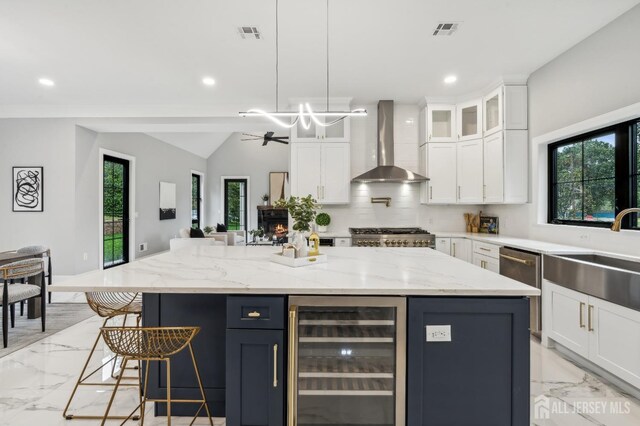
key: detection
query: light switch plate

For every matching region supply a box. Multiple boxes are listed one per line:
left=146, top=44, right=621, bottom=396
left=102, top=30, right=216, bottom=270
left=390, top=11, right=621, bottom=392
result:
left=425, top=325, right=452, bottom=342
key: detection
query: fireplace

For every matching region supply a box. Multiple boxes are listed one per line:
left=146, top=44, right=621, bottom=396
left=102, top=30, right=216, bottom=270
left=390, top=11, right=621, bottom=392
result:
left=257, top=206, right=288, bottom=242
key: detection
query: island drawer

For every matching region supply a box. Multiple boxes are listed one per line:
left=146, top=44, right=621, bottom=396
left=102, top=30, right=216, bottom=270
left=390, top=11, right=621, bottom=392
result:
left=227, top=296, right=285, bottom=329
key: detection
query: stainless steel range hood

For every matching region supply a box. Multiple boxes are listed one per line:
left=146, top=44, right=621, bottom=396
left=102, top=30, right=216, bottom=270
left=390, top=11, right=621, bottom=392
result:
left=352, top=100, right=428, bottom=183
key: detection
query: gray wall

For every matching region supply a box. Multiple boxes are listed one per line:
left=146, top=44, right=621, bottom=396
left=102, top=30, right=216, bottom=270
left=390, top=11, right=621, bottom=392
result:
left=0, top=119, right=78, bottom=274
left=206, top=132, right=289, bottom=232
left=0, top=119, right=206, bottom=275
left=74, top=131, right=207, bottom=273
left=493, top=4, right=640, bottom=254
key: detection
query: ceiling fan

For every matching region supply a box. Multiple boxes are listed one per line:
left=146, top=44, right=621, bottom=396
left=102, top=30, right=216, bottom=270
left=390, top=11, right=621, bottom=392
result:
left=241, top=132, right=289, bottom=146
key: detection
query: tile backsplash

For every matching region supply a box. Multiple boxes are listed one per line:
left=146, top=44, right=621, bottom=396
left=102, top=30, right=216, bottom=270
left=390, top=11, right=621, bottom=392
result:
left=320, top=183, right=482, bottom=233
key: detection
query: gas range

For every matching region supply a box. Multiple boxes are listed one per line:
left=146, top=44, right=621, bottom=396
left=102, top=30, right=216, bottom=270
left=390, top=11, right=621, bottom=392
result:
left=349, top=227, right=435, bottom=248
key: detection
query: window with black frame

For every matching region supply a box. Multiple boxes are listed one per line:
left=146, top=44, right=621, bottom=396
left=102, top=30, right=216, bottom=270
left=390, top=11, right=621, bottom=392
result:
left=548, top=118, right=639, bottom=229
left=191, top=174, right=201, bottom=229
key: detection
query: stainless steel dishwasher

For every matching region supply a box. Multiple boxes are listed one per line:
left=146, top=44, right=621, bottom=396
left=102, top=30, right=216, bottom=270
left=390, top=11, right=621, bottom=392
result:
left=499, top=247, right=541, bottom=337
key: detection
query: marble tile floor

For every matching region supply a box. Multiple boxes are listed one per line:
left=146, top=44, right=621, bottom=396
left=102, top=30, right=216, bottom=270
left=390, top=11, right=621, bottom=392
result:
left=1, top=312, right=639, bottom=425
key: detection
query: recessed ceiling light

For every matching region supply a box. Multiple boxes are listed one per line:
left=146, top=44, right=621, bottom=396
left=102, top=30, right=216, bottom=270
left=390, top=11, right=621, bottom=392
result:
left=38, top=78, right=55, bottom=87
left=444, top=75, right=457, bottom=84
left=202, top=77, right=216, bottom=86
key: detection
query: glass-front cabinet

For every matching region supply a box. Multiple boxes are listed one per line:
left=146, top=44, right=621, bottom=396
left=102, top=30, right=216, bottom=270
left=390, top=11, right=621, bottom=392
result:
left=288, top=297, right=406, bottom=426
left=426, top=104, right=456, bottom=143
left=456, top=99, right=483, bottom=141
left=483, top=87, right=503, bottom=136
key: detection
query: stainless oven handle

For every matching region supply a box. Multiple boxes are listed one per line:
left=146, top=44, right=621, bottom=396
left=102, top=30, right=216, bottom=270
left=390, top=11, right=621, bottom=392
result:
left=499, top=253, right=535, bottom=266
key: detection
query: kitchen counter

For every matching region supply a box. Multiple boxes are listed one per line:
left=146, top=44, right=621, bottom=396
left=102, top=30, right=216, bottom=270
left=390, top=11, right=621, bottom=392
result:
left=50, top=245, right=539, bottom=296
left=433, top=232, right=590, bottom=254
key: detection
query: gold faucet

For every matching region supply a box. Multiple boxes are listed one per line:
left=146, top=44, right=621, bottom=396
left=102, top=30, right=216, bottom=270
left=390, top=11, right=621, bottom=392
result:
left=611, top=208, right=640, bottom=231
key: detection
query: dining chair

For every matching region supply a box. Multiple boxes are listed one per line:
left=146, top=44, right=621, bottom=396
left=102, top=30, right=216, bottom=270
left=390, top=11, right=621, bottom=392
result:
left=0, top=258, right=46, bottom=348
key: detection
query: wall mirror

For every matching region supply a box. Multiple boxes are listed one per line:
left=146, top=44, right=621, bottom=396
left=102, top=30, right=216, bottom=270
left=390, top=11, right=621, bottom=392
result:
left=269, top=172, right=288, bottom=205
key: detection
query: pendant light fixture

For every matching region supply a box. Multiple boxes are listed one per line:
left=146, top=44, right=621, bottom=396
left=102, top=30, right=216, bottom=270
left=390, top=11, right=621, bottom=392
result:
left=239, top=0, right=366, bottom=128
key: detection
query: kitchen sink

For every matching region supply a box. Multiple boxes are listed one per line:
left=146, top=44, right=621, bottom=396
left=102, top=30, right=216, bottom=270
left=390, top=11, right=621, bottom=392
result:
left=543, top=253, right=640, bottom=312
left=559, top=254, right=640, bottom=274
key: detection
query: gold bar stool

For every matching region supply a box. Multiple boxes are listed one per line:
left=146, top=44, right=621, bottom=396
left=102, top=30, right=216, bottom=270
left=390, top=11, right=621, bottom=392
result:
left=100, top=326, right=213, bottom=426
left=63, top=292, right=142, bottom=420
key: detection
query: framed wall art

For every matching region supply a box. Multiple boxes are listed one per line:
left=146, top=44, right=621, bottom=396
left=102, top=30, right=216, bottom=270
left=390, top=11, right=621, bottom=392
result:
left=159, top=181, right=176, bottom=220
left=13, top=166, right=44, bottom=212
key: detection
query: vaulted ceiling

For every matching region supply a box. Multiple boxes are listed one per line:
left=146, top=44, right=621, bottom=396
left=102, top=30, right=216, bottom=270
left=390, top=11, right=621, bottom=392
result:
left=1, top=0, right=638, bottom=118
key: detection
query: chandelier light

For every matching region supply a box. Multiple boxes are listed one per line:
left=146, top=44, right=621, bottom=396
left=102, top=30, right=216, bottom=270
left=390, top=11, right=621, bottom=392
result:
left=239, top=0, right=366, bottom=127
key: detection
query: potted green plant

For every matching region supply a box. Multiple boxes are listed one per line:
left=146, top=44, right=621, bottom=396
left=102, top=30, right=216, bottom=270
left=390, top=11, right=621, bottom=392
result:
left=203, top=226, right=214, bottom=235
left=315, top=212, right=331, bottom=233
left=274, top=195, right=319, bottom=256
left=261, top=194, right=269, bottom=206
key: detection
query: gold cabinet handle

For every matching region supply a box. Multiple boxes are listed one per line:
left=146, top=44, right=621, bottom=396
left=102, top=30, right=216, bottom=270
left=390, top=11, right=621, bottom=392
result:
left=499, top=253, right=534, bottom=266
left=452, top=243, right=456, bottom=258
left=288, top=308, right=297, bottom=426
left=273, top=343, right=278, bottom=388
left=588, top=304, right=594, bottom=332
left=579, top=302, right=585, bottom=328
left=247, top=311, right=261, bottom=318
left=479, top=247, right=491, bottom=252
left=458, top=185, right=461, bottom=199
left=429, top=186, right=433, bottom=200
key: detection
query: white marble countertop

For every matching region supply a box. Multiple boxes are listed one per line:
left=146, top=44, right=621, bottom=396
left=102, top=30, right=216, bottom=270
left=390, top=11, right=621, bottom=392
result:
left=50, top=246, right=539, bottom=296
left=432, top=232, right=590, bottom=254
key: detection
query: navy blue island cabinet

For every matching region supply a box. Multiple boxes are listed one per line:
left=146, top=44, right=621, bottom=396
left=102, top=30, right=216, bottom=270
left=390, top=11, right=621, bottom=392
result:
left=225, top=296, right=285, bottom=426
left=407, top=297, right=530, bottom=426
left=142, top=293, right=228, bottom=417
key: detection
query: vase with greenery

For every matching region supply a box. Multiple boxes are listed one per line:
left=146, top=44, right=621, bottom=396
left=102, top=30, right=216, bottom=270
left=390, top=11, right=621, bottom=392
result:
left=249, top=227, right=265, bottom=242
left=315, top=212, right=331, bottom=233
left=203, top=226, right=214, bottom=235
left=261, top=193, right=269, bottom=206
left=274, top=195, right=319, bottom=256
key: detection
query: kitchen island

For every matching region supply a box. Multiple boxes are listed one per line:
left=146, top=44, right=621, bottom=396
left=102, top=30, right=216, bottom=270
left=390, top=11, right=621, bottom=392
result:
left=52, top=246, right=539, bottom=426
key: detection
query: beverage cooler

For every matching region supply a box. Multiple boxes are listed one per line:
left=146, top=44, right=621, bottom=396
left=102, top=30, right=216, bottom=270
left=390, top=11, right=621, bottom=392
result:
left=288, top=297, right=406, bottom=426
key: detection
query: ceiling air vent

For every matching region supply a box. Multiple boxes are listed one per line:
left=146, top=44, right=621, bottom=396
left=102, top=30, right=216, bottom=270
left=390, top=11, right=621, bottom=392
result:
left=238, top=26, right=261, bottom=40
left=433, top=23, right=459, bottom=36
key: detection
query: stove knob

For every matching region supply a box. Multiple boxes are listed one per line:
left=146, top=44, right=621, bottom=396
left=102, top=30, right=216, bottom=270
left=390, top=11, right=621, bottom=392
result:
left=375, top=241, right=380, bottom=247
left=402, top=240, right=409, bottom=246
left=357, top=241, right=364, bottom=247
left=384, top=239, right=390, bottom=246
left=413, top=241, right=418, bottom=246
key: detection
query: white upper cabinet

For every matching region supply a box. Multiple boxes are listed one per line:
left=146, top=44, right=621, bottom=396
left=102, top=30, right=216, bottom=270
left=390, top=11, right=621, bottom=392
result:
left=504, top=85, right=528, bottom=130
left=290, top=116, right=350, bottom=142
left=456, top=139, right=484, bottom=203
left=421, top=143, right=457, bottom=204
left=425, top=104, right=456, bottom=143
left=483, top=132, right=504, bottom=203
left=290, top=142, right=350, bottom=204
left=456, top=99, right=483, bottom=141
left=321, top=143, right=351, bottom=203
left=290, top=101, right=351, bottom=143
left=483, top=87, right=503, bottom=136
left=483, top=85, right=528, bottom=136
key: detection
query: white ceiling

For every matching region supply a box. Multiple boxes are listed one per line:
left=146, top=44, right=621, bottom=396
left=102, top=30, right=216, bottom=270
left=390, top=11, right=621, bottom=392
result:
left=1, top=0, right=639, bottom=118
left=145, top=132, right=232, bottom=158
